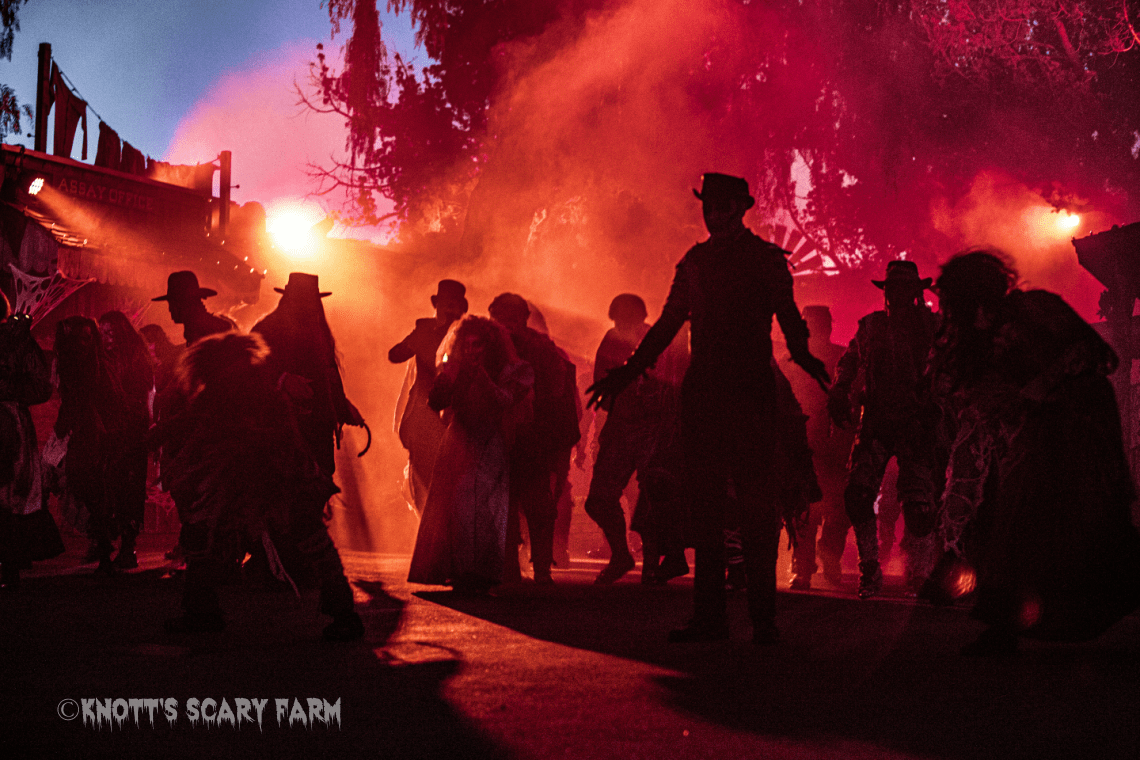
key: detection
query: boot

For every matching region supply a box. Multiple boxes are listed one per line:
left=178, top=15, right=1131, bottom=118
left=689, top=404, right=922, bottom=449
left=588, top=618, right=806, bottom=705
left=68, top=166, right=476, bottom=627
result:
left=594, top=514, right=635, bottom=585
left=853, top=519, right=882, bottom=600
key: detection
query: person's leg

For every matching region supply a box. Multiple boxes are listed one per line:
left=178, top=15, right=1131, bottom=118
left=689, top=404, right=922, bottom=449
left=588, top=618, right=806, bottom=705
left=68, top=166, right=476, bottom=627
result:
left=668, top=464, right=730, bottom=641
left=844, top=436, right=890, bottom=599
left=736, top=476, right=783, bottom=644
left=292, top=500, right=364, bottom=641
left=790, top=503, right=822, bottom=590
left=896, top=440, right=939, bottom=595
left=584, top=425, right=638, bottom=584
left=166, top=522, right=225, bottom=633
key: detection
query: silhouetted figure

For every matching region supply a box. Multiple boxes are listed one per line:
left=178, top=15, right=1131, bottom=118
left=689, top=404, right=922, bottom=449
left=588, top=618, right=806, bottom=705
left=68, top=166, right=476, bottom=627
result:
left=926, top=251, right=1140, bottom=655
left=390, top=280, right=469, bottom=513
left=150, top=271, right=234, bottom=565
left=586, top=294, right=687, bottom=584
left=98, top=311, right=153, bottom=570
left=253, top=273, right=365, bottom=479
left=52, top=316, right=125, bottom=574
left=589, top=173, right=828, bottom=645
left=783, top=306, right=854, bottom=588
left=828, top=260, right=939, bottom=599
left=408, top=316, right=534, bottom=593
left=162, top=332, right=364, bottom=640
left=151, top=270, right=235, bottom=346
left=0, top=294, right=61, bottom=589
left=490, top=294, right=580, bottom=585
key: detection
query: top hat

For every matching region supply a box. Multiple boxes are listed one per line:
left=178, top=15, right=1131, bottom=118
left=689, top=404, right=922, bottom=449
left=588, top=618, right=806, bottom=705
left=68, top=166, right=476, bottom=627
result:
left=692, top=173, right=755, bottom=209
left=274, top=272, right=331, bottom=299
left=152, top=271, right=217, bottom=302
left=433, top=279, right=468, bottom=305
left=872, top=260, right=932, bottom=290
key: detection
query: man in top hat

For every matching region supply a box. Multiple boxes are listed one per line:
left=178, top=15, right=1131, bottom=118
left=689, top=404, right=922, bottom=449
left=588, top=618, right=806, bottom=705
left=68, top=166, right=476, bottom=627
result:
left=152, top=270, right=235, bottom=346
left=489, top=293, right=581, bottom=585
left=827, top=260, right=940, bottom=599
left=588, top=172, right=829, bottom=645
left=389, top=280, right=469, bottom=513
left=254, top=273, right=364, bottom=478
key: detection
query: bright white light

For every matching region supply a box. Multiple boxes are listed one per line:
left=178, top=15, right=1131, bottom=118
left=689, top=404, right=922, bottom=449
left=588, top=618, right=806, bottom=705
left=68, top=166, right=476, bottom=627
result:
left=265, top=198, right=327, bottom=259
left=27, top=177, right=44, bottom=195
left=1056, top=211, right=1080, bottom=231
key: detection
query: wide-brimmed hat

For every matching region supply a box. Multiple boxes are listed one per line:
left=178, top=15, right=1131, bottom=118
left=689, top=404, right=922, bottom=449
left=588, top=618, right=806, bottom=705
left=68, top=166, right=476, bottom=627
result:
left=692, top=173, right=755, bottom=209
left=152, top=271, right=217, bottom=302
left=274, top=272, right=331, bottom=299
left=872, top=260, right=932, bottom=290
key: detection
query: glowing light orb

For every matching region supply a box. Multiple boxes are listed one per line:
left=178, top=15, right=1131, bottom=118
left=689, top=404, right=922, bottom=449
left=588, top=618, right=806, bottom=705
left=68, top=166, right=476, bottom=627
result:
left=265, top=199, right=327, bottom=259
left=1056, top=211, right=1080, bottom=231
left=27, top=177, right=44, bottom=195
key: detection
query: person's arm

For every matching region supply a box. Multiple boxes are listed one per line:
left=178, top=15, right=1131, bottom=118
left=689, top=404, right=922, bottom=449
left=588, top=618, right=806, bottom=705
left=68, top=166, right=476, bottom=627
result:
left=388, top=326, right=420, bottom=364
left=587, top=261, right=689, bottom=408
left=770, top=251, right=829, bottom=389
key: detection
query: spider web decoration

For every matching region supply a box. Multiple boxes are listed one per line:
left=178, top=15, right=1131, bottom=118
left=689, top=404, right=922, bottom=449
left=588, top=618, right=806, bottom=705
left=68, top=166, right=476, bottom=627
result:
left=757, top=224, right=840, bottom=277
left=8, top=264, right=96, bottom=327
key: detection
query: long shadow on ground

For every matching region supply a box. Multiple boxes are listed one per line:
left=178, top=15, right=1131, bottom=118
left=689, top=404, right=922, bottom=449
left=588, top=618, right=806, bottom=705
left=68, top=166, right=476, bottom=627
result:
left=420, top=577, right=1140, bottom=760
left=0, top=570, right=514, bottom=760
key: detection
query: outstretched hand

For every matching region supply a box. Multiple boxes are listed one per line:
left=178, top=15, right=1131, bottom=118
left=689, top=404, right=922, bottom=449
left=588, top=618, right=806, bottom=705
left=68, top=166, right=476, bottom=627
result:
left=586, top=363, right=642, bottom=410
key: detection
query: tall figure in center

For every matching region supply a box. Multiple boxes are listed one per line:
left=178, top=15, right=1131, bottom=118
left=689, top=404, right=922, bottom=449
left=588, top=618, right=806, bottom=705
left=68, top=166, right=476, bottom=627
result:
left=589, top=173, right=828, bottom=644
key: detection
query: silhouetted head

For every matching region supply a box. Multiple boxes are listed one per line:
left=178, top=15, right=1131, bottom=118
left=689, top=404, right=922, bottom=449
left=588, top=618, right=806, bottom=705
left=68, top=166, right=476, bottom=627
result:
left=54, top=316, right=102, bottom=387
left=608, top=294, right=648, bottom=327
left=802, top=305, right=832, bottom=340
left=935, top=250, right=1017, bottom=328
left=152, top=271, right=216, bottom=324
left=97, top=310, right=141, bottom=357
left=488, top=293, right=530, bottom=334
left=439, top=315, right=516, bottom=379
left=140, top=323, right=175, bottom=363
left=431, top=279, right=468, bottom=324
left=873, top=260, right=931, bottom=311
left=273, top=272, right=331, bottom=316
left=177, top=331, right=270, bottom=405
left=694, top=173, right=754, bottom=238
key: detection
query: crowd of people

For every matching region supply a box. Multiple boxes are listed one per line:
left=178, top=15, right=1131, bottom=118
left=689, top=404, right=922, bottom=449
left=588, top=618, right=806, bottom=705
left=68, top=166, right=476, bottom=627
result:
left=3, top=171, right=1140, bottom=656
left=392, top=172, right=1140, bottom=655
left=0, top=270, right=367, bottom=641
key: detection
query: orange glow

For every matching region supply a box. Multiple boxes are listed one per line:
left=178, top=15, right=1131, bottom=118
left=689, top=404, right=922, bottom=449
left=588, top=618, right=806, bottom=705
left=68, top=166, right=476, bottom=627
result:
left=950, top=565, right=977, bottom=598
left=265, top=198, right=327, bottom=259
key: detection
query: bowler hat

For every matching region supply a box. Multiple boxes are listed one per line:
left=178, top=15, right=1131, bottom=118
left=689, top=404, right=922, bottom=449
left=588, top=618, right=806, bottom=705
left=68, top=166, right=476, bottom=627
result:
left=152, top=271, right=217, bottom=302
left=692, top=173, right=755, bottom=209
left=872, top=260, right=932, bottom=290
left=274, top=272, right=331, bottom=299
